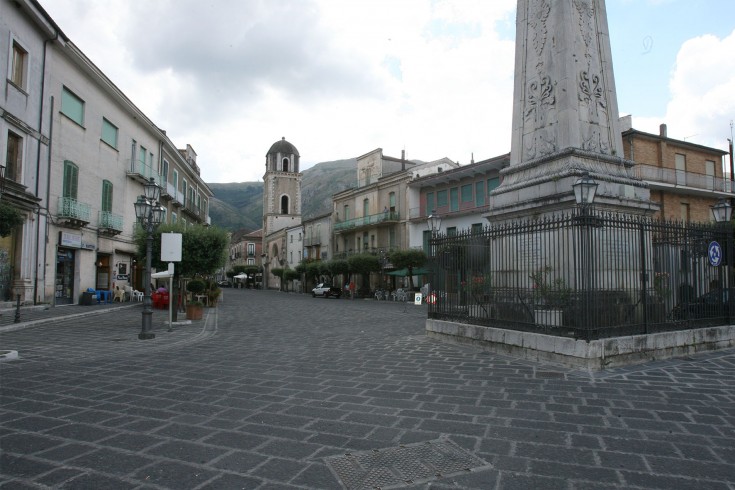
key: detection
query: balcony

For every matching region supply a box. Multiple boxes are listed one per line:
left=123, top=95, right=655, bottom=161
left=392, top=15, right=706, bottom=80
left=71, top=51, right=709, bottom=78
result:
left=634, top=164, right=731, bottom=196
left=182, top=201, right=204, bottom=222
left=304, top=236, right=321, bottom=246
left=98, top=211, right=123, bottom=236
left=160, top=180, right=173, bottom=201
left=334, top=211, right=400, bottom=233
left=57, top=197, right=91, bottom=228
left=126, top=159, right=161, bottom=186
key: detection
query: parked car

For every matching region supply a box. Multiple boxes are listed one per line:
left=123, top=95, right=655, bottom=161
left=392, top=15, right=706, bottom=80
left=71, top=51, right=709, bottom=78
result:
left=671, top=288, right=733, bottom=320
left=312, top=283, right=342, bottom=298
left=217, top=280, right=233, bottom=288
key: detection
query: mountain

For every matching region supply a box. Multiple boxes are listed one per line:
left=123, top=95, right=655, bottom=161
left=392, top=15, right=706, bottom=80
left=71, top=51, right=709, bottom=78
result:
left=207, top=158, right=357, bottom=231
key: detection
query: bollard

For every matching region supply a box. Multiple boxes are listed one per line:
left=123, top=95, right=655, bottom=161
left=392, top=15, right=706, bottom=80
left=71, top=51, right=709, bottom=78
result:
left=14, top=294, right=21, bottom=323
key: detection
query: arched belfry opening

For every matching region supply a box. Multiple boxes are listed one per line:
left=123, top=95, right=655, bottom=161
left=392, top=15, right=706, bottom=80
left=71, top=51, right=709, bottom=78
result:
left=280, top=195, right=289, bottom=214
left=282, top=158, right=289, bottom=172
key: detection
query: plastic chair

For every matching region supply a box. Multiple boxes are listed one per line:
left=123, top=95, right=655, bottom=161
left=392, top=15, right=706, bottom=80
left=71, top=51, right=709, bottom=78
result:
left=113, top=287, right=125, bottom=302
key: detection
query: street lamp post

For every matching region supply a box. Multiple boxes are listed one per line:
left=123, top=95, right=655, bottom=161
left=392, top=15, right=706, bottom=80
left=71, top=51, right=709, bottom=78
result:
left=134, top=178, right=164, bottom=340
left=711, top=198, right=733, bottom=321
left=573, top=172, right=598, bottom=340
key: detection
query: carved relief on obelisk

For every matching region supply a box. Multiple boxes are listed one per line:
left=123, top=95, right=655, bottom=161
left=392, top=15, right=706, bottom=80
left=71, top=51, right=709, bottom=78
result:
left=489, top=0, right=653, bottom=220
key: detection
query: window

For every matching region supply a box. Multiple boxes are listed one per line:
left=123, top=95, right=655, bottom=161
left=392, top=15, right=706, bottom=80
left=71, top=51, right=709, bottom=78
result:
left=101, top=180, right=113, bottom=212
left=290, top=234, right=293, bottom=243
left=182, top=179, right=187, bottom=205
left=423, top=230, right=431, bottom=254
left=63, top=160, right=79, bottom=199
left=173, top=169, right=178, bottom=193
left=282, top=157, right=289, bottom=172
left=475, top=181, right=485, bottom=207
left=61, top=87, right=85, bottom=126
left=461, top=184, right=473, bottom=203
left=426, top=192, right=435, bottom=214
left=161, top=159, right=169, bottom=185
left=247, top=243, right=255, bottom=256
left=389, top=192, right=396, bottom=212
left=290, top=251, right=293, bottom=263
left=362, top=232, right=368, bottom=250
left=681, top=203, right=690, bottom=222
left=280, top=195, right=289, bottom=214
left=675, top=154, right=686, bottom=186
left=101, top=118, right=118, bottom=148
left=705, top=160, right=715, bottom=190
left=471, top=223, right=483, bottom=234
left=447, top=226, right=457, bottom=237
left=487, top=177, right=500, bottom=194
left=436, top=189, right=448, bottom=207
left=5, top=131, right=22, bottom=182
left=389, top=228, right=396, bottom=248
left=247, top=258, right=255, bottom=265
left=344, top=204, right=350, bottom=220
left=450, top=187, right=459, bottom=211
left=10, top=41, right=28, bottom=90
left=171, top=212, right=177, bottom=223
left=363, top=198, right=369, bottom=217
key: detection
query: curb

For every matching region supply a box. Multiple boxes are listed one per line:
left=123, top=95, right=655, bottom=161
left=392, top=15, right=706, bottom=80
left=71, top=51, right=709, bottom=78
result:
left=0, top=304, right=139, bottom=333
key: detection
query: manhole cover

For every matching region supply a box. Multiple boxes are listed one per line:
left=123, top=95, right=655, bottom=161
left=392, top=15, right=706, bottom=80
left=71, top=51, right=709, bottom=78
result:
left=325, top=439, right=490, bottom=489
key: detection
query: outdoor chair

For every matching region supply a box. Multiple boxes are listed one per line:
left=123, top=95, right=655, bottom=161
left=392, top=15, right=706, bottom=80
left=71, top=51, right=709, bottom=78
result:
left=113, top=287, right=125, bottom=302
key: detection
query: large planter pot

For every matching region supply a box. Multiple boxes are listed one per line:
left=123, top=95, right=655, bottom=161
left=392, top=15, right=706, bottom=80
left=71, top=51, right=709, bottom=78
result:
left=186, top=304, right=203, bottom=320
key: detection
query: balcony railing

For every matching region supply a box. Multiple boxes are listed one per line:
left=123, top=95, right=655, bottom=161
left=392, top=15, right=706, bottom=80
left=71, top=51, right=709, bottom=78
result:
left=304, top=236, right=322, bottom=246
left=126, top=159, right=161, bottom=185
left=98, top=211, right=123, bottom=235
left=57, top=197, right=91, bottom=227
left=334, top=211, right=400, bottom=232
left=634, top=164, right=728, bottom=193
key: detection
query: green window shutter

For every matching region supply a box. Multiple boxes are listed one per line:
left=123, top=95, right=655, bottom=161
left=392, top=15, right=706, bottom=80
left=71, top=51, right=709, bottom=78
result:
left=437, top=190, right=447, bottom=207
left=461, top=184, right=473, bottom=203
left=101, top=118, right=118, bottom=148
left=101, top=180, right=113, bottom=212
left=426, top=192, right=435, bottom=214
left=475, top=181, right=485, bottom=206
left=450, top=188, right=459, bottom=211
left=61, top=87, right=84, bottom=125
left=63, top=160, right=79, bottom=199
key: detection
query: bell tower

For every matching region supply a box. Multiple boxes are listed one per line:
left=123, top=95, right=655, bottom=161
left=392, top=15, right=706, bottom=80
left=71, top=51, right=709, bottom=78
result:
left=262, top=137, right=302, bottom=237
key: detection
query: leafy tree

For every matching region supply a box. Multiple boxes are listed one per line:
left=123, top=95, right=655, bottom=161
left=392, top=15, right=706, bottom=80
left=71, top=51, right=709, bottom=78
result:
left=389, top=249, right=427, bottom=290
left=328, top=259, right=349, bottom=279
left=0, top=202, right=24, bottom=238
left=135, top=224, right=228, bottom=318
left=347, top=253, right=381, bottom=291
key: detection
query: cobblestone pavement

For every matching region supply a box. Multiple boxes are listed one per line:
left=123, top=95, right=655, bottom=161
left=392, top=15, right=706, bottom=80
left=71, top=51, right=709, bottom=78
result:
left=1, top=288, right=734, bottom=489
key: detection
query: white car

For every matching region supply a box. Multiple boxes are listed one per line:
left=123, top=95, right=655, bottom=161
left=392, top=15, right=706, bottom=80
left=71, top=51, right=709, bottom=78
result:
left=311, top=283, right=342, bottom=298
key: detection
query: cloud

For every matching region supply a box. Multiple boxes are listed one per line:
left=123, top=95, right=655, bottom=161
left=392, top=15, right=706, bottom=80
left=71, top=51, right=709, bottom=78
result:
left=665, top=29, right=735, bottom=149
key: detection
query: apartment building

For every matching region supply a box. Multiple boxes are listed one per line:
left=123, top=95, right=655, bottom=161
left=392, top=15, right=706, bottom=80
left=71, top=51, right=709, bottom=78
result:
left=0, top=0, right=51, bottom=303
left=1, top=0, right=211, bottom=305
left=621, top=116, right=729, bottom=222
left=332, top=148, right=458, bottom=259
left=407, top=153, right=509, bottom=251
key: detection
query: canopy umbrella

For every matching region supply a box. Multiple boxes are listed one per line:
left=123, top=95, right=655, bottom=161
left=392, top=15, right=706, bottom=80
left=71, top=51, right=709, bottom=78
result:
left=386, top=267, right=431, bottom=277
left=233, top=273, right=248, bottom=280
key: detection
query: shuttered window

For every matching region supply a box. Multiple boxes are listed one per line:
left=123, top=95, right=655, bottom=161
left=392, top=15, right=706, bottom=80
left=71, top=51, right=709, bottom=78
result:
left=101, top=180, right=113, bottom=212
left=63, top=161, right=79, bottom=198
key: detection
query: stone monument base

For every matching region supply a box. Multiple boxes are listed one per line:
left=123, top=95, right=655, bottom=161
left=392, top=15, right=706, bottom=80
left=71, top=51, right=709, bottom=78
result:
left=426, top=319, right=735, bottom=370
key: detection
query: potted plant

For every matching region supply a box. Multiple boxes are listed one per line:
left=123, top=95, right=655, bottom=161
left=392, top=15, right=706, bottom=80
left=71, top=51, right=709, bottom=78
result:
left=530, top=266, right=571, bottom=327
left=186, top=279, right=206, bottom=319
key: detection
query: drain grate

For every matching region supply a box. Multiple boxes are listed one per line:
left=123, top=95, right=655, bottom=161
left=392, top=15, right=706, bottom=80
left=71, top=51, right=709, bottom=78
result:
left=325, top=439, right=490, bottom=489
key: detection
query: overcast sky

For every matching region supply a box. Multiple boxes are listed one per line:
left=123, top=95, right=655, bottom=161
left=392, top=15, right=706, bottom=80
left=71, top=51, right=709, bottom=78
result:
left=42, top=0, right=735, bottom=183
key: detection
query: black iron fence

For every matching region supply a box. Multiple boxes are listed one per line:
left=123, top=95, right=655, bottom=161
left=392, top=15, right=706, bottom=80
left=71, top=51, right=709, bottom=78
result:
left=427, top=209, right=733, bottom=340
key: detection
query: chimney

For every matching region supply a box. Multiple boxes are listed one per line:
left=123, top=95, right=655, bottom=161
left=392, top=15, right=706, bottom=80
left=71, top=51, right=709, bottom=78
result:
left=659, top=124, right=667, bottom=138
left=401, top=149, right=405, bottom=171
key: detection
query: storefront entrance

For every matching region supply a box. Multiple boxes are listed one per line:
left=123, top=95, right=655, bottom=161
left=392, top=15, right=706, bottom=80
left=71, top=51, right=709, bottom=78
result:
left=55, top=248, right=75, bottom=305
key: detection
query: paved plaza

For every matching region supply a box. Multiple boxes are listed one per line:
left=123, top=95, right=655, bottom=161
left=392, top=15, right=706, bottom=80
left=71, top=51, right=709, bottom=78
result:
left=1, top=288, right=734, bottom=489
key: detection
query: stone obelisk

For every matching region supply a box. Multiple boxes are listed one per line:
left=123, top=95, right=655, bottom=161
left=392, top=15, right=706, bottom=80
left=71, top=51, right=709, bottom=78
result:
left=488, top=0, right=655, bottom=220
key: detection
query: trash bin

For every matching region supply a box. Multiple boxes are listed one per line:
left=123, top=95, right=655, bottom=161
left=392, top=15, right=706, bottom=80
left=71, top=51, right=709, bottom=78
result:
left=80, top=291, right=94, bottom=306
